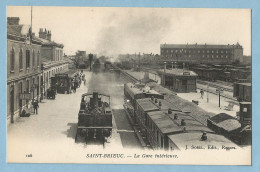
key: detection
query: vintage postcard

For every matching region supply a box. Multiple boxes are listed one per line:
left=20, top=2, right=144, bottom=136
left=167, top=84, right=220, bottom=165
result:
left=6, top=6, right=251, bottom=165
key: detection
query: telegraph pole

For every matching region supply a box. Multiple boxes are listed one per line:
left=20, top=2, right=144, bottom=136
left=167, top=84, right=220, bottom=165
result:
left=216, top=88, right=224, bottom=108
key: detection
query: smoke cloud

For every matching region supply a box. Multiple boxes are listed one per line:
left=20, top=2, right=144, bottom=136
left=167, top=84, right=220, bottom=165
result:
left=95, top=8, right=173, bottom=60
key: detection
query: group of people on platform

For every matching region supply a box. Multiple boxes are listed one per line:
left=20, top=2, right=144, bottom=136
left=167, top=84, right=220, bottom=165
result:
left=20, top=99, right=39, bottom=117
left=20, top=70, right=87, bottom=117
left=72, top=70, right=86, bottom=93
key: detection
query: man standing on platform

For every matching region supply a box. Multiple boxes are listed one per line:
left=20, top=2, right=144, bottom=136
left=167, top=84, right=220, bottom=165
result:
left=33, top=100, right=39, bottom=114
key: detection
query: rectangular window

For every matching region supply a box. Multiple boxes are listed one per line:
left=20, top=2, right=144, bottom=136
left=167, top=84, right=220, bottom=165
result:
left=19, top=49, right=23, bottom=70
left=26, top=50, right=30, bottom=68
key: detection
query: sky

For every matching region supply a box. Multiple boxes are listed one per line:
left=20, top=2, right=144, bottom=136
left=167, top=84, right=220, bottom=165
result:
left=7, top=6, right=251, bottom=57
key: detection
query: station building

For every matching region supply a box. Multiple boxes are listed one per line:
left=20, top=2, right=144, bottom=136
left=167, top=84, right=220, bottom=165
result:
left=160, top=43, right=243, bottom=64
left=158, top=69, right=198, bottom=93
left=38, top=28, right=69, bottom=95
left=7, top=17, right=42, bottom=124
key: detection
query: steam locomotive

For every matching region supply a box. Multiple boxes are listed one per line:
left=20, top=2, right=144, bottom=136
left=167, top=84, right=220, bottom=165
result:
left=75, top=91, right=113, bottom=146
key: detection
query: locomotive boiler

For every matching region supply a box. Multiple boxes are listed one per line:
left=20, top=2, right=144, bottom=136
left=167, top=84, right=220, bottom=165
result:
left=75, top=91, right=113, bottom=146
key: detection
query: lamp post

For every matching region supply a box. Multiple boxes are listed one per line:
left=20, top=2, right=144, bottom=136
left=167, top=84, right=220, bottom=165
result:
left=30, top=84, right=35, bottom=101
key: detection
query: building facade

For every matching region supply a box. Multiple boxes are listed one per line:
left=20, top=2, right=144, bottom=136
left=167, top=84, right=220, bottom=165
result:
left=159, top=69, right=198, bottom=93
left=38, top=28, right=69, bottom=95
left=160, top=43, right=243, bottom=64
left=7, top=17, right=42, bottom=124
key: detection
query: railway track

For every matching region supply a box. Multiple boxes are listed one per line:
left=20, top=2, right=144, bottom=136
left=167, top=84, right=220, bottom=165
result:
left=197, top=80, right=233, bottom=92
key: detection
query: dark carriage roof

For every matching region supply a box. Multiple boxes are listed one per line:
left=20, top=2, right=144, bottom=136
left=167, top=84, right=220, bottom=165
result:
left=136, top=98, right=181, bottom=112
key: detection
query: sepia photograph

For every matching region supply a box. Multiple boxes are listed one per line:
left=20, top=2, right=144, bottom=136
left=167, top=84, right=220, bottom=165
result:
left=6, top=6, right=251, bottom=165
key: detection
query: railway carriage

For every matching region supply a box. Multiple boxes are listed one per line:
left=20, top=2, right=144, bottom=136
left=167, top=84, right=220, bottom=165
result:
left=124, top=82, right=164, bottom=120
left=124, top=82, right=238, bottom=150
left=50, top=70, right=76, bottom=94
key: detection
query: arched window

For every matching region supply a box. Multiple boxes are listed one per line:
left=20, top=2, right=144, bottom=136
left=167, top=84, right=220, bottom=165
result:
left=26, top=50, right=30, bottom=68
left=32, top=50, right=35, bottom=68
left=10, top=48, right=15, bottom=71
left=19, top=48, right=23, bottom=70
left=37, top=50, right=40, bottom=66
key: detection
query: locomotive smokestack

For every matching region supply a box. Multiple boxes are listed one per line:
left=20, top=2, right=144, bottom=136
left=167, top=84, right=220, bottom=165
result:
left=92, top=91, right=98, bottom=108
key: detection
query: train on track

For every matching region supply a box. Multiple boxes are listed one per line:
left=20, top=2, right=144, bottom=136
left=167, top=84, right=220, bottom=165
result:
left=124, top=82, right=238, bottom=150
left=92, top=59, right=106, bottom=73
left=75, top=91, right=113, bottom=146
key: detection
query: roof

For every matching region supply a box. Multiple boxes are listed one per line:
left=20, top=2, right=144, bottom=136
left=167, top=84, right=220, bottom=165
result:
left=236, top=82, right=251, bottom=87
left=136, top=98, right=160, bottom=112
left=168, top=132, right=237, bottom=150
left=7, top=24, right=30, bottom=37
left=160, top=43, right=242, bottom=49
left=209, top=113, right=235, bottom=123
left=125, top=83, right=144, bottom=98
left=125, top=82, right=163, bottom=99
left=147, top=110, right=212, bottom=134
left=136, top=97, right=181, bottom=113
left=158, top=69, right=198, bottom=76
left=148, top=111, right=182, bottom=134
left=208, top=113, right=241, bottom=132
left=38, top=37, right=63, bottom=48
left=7, top=25, right=42, bottom=45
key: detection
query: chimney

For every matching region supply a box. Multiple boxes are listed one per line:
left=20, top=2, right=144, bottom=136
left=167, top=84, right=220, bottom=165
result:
left=7, top=17, right=20, bottom=25
left=47, top=30, right=51, bottom=41
left=201, top=132, right=207, bottom=141
left=39, top=28, right=47, bottom=39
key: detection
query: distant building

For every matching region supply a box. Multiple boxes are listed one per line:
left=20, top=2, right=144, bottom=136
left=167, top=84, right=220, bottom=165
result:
left=241, top=55, right=251, bottom=65
left=158, top=68, right=198, bottom=93
left=160, top=43, right=243, bottom=64
left=7, top=17, right=42, bottom=124
left=38, top=28, right=69, bottom=95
